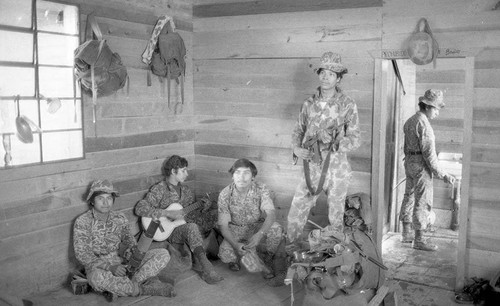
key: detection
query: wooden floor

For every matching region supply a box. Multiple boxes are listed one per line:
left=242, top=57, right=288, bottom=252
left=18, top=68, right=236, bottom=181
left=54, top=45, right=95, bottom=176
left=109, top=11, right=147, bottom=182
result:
left=26, top=229, right=465, bottom=306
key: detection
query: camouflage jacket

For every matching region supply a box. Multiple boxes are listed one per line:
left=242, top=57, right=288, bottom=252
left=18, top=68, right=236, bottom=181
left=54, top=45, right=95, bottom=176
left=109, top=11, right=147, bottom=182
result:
left=218, top=181, right=275, bottom=226
left=135, top=180, right=195, bottom=220
left=292, top=87, right=361, bottom=154
left=403, top=111, right=446, bottom=179
left=73, top=209, right=136, bottom=271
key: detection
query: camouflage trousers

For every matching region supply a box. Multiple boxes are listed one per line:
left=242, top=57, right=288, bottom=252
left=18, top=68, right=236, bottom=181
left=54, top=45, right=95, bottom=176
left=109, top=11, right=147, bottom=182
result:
left=168, top=222, right=204, bottom=252
left=87, top=249, right=170, bottom=296
left=287, top=152, right=352, bottom=243
left=399, top=158, right=433, bottom=230
left=219, top=221, right=284, bottom=263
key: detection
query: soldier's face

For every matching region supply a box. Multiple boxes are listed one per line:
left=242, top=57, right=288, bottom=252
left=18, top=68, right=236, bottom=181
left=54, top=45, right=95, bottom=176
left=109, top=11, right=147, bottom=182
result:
left=93, top=193, right=114, bottom=214
left=318, top=69, right=340, bottom=91
left=233, top=167, right=253, bottom=190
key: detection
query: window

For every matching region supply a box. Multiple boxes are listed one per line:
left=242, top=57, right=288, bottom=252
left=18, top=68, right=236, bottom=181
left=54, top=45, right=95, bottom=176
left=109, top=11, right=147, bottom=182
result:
left=0, top=0, right=83, bottom=168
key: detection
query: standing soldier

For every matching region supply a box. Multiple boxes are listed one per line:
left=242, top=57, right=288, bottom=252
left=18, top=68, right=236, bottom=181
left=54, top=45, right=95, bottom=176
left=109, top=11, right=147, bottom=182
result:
left=287, top=52, right=361, bottom=243
left=399, top=89, right=455, bottom=251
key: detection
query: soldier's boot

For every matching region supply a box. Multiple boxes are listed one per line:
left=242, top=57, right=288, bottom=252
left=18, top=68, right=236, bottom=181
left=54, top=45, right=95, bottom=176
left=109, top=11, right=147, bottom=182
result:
left=267, top=238, right=287, bottom=287
left=401, top=222, right=414, bottom=243
left=140, top=277, right=176, bottom=297
left=413, top=229, right=438, bottom=251
left=261, top=252, right=275, bottom=279
left=194, top=246, right=224, bottom=284
left=266, top=255, right=287, bottom=287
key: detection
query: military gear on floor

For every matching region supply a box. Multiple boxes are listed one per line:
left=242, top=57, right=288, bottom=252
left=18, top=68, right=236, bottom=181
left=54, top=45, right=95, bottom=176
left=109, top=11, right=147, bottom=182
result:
left=413, top=230, right=438, bottom=251
left=140, top=277, right=176, bottom=297
left=401, top=222, right=414, bottom=243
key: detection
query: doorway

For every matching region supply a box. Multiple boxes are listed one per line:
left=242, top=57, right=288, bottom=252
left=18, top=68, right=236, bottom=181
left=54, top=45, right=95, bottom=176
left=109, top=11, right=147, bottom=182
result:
left=379, top=58, right=466, bottom=290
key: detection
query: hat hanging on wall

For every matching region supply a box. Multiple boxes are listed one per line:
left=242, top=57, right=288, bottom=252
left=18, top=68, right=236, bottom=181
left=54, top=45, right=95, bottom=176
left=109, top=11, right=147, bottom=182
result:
left=406, top=18, right=439, bottom=66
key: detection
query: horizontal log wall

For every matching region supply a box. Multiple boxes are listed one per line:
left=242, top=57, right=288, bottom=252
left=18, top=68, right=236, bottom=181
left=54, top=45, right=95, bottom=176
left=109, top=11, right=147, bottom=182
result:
left=193, top=3, right=382, bottom=225
left=0, top=0, right=193, bottom=297
left=381, top=0, right=500, bottom=285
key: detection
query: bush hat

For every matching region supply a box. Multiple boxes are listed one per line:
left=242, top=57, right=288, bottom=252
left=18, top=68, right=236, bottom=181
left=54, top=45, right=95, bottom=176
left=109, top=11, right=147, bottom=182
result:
left=86, top=179, right=119, bottom=201
left=315, top=52, right=348, bottom=75
left=419, top=89, right=444, bottom=109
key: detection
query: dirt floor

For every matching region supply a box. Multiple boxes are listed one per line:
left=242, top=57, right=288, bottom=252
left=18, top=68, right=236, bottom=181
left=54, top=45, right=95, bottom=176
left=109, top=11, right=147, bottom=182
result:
left=26, top=229, right=466, bottom=306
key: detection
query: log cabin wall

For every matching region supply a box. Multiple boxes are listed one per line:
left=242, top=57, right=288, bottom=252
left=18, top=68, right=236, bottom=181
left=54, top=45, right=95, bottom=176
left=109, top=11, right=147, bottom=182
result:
left=192, top=0, right=381, bottom=225
left=0, top=0, right=194, bottom=297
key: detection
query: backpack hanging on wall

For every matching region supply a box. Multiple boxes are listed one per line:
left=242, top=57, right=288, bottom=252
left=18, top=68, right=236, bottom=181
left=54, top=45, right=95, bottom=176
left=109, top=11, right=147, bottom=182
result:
left=74, top=13, right=128, bottom=128
left=142, top=15, right=186, bottom=111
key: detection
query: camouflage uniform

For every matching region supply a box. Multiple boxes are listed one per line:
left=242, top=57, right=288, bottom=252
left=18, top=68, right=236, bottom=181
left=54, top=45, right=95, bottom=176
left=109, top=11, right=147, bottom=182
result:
left=218, top=182, right=284, bottom=263
left=399, top=111, right=447, bottom=230
left=287, top=88, right=361, bottom=242
left=135, top=181, right=217, bottom=251
left=73, top=209, right=170, bottom=296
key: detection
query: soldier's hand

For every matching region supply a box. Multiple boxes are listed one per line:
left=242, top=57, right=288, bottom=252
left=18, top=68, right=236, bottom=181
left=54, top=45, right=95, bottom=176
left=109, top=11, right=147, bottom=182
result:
left=109, top=264, right=127, bottom=277
left=444, top=174, right=456, bottom=185
left=293, top=146, right=313, bottom=160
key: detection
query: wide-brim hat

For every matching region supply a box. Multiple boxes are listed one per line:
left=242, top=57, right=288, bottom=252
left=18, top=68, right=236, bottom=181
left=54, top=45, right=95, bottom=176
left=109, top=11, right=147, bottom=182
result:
left=86, top=179, right=120, bottom=201
left=314, top=52, right=348, bottom=75
left=419, top=89, right=445, bottom=109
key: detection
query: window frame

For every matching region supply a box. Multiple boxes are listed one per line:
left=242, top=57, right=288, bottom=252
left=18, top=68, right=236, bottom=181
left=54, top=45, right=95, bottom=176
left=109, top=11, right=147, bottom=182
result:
left=0, top=0, right=85, bottom=169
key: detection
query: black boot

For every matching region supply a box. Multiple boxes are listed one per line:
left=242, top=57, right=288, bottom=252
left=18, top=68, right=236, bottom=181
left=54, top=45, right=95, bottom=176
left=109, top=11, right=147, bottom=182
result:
left=266, top=255, right=287, bottom=287
left=193, top=246, right=224, bottom=284
left=413, top=229, right=438, bottom=251
left=401, top=222, right=414, bottom=243
left=267, top=238, right=288, bottom=287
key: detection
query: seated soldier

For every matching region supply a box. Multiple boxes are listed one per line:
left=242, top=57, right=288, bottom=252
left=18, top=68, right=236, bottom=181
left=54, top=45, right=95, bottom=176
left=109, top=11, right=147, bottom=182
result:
left=218, top=158, right=287, bottom=287
left=73, top=180, right=174, bottom=299
left=135, top=155, right=223, bottom=284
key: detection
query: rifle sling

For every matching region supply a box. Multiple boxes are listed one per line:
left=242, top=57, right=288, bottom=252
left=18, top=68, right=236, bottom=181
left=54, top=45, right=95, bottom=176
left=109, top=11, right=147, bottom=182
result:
left=303, top=149, right=332, bottom=196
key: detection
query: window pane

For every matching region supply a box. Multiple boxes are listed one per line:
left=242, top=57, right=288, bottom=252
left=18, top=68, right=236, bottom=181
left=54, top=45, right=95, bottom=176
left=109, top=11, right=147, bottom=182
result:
left=38, top=33, right=79, bottom=66
left=0, top=99, right=17, bottom=134
left=0, top=67, right=35, bottom=96
left=39, top=67, right=75, bottom=97
left=0, top=30, right=33, bottom=62
left=42, top=130, right=83, bottom=162
left=0, top=0, right=32, bottom=28
left=37, top=1, right=79, bottom=35
left=40, top=98, right=81, bottom=130
left=10, top=135, right=41, bottom=165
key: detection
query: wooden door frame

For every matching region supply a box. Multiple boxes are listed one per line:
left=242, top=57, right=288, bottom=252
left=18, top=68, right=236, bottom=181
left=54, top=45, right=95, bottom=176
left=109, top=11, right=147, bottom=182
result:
left=371, top=56, right=475, bottom=291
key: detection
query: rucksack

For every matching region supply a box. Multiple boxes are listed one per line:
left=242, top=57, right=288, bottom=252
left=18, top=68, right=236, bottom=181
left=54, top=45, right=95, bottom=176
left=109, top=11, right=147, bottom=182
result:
left=74, top=14, right=128, bottom=127
left=142, top=16, right=186, bottom=110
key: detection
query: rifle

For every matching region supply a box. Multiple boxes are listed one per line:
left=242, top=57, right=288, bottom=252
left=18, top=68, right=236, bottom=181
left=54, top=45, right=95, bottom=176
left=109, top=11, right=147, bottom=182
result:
left=126, top=219, right=161, bottom=278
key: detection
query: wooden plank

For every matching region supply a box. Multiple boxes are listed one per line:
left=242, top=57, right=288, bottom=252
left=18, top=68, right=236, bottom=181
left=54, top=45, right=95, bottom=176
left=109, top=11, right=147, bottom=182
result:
left=416, top=70, right=466, bottom=84
left=474, top=88, right=500, bottom=108
left=465, top=248, right=500, bottom=281
left=456, top=57, right=474, bottom=291
left=383, top=30, right=500, bottom=53
left=195, top=23, right=381, bottom=47
left=382, top=10, right=500, bottom=35
left=194, top=58, right=375, bottom=76
left=194, top=101, right=373, bottom=123
left=76, top=2, right=193, bottom=31
left=382, top=0, right=496, bottom=17
left=475, top=68, right=500, bottom=88
left=194, top=7, right=381, bottom=32
left=472, top=126, right=500, bottom=145
left=194, top=40, right=381, bottom=60
left=85, top=129, right=194, bottom=152
left=471, top=144, right=500, bottom=164
left=193, top=0, right=382, bottom=18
